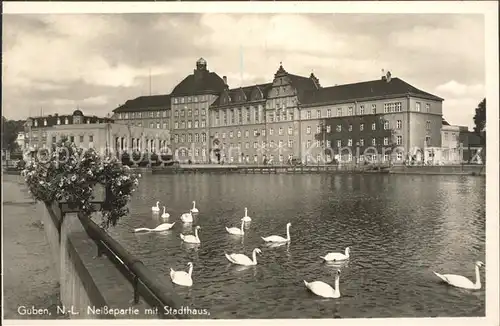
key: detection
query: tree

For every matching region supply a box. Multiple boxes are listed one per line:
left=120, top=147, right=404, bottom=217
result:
left=1, top=116, right=24, bottom=152
left=473, top=98, right=486, bottom=143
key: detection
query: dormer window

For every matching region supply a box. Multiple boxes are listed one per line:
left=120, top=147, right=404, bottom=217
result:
left=57, top=118, right=61, bottom=125
left=64, top=118, right=69, bottom=124
left=34, top=120, right=38, bottom=127
left=43, top=119, right=47, bottom=126
left=86, top=119, right=90, bottom=124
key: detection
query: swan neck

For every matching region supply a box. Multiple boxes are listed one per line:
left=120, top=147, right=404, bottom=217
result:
left=188, top=265, right=193, bottom=277
left=286, top=225, right=291, bottom=241
left=252, top=250, right=258, bottom=264
left=474, top=265, right=481, bottom=287
left=241, top=220, right=245, bottom=231
left=194, top=228, right=199, bottom=239
left=334, top=276, right=340, bottom=296
left=345, top=249, right=350, bottom=257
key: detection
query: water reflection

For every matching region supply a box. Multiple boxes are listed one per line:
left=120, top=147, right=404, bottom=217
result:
left=112, top=173, right=485, bottom=318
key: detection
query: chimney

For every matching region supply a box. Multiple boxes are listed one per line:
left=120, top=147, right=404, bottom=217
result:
left=223, top=76, right=228, bottom=85
left=386, top=71, right=392, bottom=83
left=381, top=75, right=387, bottom=81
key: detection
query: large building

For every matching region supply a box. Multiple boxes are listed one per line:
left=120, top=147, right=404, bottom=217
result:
left=112, top=58, right=445, bottom=164
left=24, top=110, right=170, bottom=156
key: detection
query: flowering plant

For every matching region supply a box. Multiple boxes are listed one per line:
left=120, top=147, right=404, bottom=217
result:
left=22, top=139, right=140, bottom=229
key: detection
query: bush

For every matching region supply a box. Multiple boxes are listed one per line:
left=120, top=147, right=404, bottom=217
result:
left=22, top=140, right=141, bottom=229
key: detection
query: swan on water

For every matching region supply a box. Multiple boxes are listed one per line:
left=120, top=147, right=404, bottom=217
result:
left=261, top=222, right=291, bottom=243
left=226, top=220, right=245, bottom=236
left=134, top=222, right=176, bottom=233
left=180, top=226, right=201, bottom=244
left=225, top=248, right=262, bottom=266
left=181, top=212, right=193, bottom=223
left=304, top=269, right=342, bottom=298
left=190, top=201, right=199, bottom=213
left=320, top=247, right=351, bottom=262
left=433, top=261, right=485, bottom=290
left=170, top=262, right=194, bottom=287
left=161, top=206, right=170, bottom=219
left=152, top=201, right=160, bottom=213
left=241, top=207, right=251, bottom=222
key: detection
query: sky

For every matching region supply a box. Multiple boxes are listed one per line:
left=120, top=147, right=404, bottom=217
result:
left=2, top=12, right=486, bottom=129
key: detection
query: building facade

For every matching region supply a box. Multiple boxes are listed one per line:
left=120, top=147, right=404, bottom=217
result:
left=112, top=58, right=445, bottom=164
left=25, top=110, right=170, bottom=156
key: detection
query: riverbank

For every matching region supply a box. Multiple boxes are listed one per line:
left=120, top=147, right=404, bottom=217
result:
left=2, top=174, right=68, bottom=319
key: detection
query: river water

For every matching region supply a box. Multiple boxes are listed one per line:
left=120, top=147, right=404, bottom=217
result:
left=107, top=173, right=486, bottom=318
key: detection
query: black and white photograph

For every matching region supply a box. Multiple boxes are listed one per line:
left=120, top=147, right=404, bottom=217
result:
left=1, top=1, right=498, bottom=324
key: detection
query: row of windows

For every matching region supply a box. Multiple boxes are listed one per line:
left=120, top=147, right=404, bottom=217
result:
left=118, top=111, right=169, bottom=119
left=305, top=136, right=403, bottom=148
left=173, top=95, right=208, bottom=105
left=174, top=120, right=207, bottom=129
left=50, top=135, right=94, bottom=143
left=173, top=133, right=208, bottom=143
left=33, top=117, right=98, bottom=127
left=173, top=108, right=207, bottom=118
left=201, top=152, right=405, bottom=163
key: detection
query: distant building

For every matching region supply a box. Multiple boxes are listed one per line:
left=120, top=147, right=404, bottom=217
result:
left=112, top=58, right=445, bottom=164
left=24, top=110, right=170, bottom=156
left=439, top=118, right=469, bottom=164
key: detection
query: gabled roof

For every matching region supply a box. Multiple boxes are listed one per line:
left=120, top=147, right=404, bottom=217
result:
left=210, top=83, right=273, bottom=108
left=287, top=73, right=320, bottom=103
left=170, top=71, right=227, bottom=97
left=113, top=95, right=171, bottom=113
left=442, top=118, right=450, bottom=126
left=301, top=77, right=443, bottom=106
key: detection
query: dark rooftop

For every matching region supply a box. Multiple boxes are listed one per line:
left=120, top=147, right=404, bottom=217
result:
left=113, top=95, right=171, bottom=113
left=442, top=118, right=450, bottom=126
left=210, top=83, right=273, bottom=107
left=170, top=71, right=227, bottom=97
left=301, top=77, right=443, bottom=105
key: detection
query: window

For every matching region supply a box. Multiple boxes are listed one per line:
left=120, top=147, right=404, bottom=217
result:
left=163, top=122, right=167, bottom=129
left=195, top=133, right=200, bottom=142
left=306, top=126, right=311, bottom=134
left=156, top=111, right=161, bottom=117
left=254, top=142, right=258, bottom=149
left=150, top=112, right=155, bottom=118
left=415, top=102, right=421, bottom=112
left=337, top=108, right=342, bottom=116
left=52, top=136, right=56, bottom=144
left=347, top=153, right=352, bottom=162
left=316, top=140, right=320, bottom=147
left=425, top=103, right=430, bottom=112
left=359, top=105, right=365, bottom=115
left=253, top=129, right=258, bottom=137
left=326, top=140, right=331, bottom=147
left=194, top=120, right=199, bottom=128
left=269, top=128, right=274, bottom=136
left=288, top=140, right=293, bottom=148
left=426, top=120, right=431, bottom=130
left=188, top=110, right=192, bottom=117
left=384, top=121, right=390, bottom=130
left=70, top=136, right=74, bottom=143
left=201, top=133, right=207, bottom=142
left=336, top=125, right=342, bottom=132
left=64, top=118, right=69, bottom=124
left=279, top=140, right=284, bottom=148
left=245, top=142, right=250, bottom=149
left=229, top=131, right=233, bottom=138
left=384, top=137, right=389, bottom=145
left=348, top=124, right=353, bottom=132
left=397, top=152, right=403, bottom=161
left=279, top=127, right=283, bottom=135
left=43, top=119, right=47, bottom=126
left=327, top=109, right=332, bottom=118
left=425, top=136, right=431, bottom=146
left=326, top=125, right=331, bottom=133
left=348, top=107, right=353, bottom=115
left=359, top=138, right=364, bottom=146
left=397, top=136, right=402, bottom=145
left=307, top=140, right=311, bottom=148
left=261, top=129, right=266, bottom=136
left=371, top=123, right=376, bottom=131
left=384, top=154, right=390, bottom=162
left=337, top=140, right=342, bottom=147
left=396, top=120, right=402, bottom=129
left=174, top=111, right=179, bottom=118
left=372, top=138, right=376, bottom=146
left=201, top=120, right=206, bottom=128
left=222, top=132, right=226, bottom=139
left=174, top=122, right=179, bottom=129
left=316, top=125, right=321, bottom=134
left=173, top=135, right=178, bottom=143
left=34, top=120, right=38, bottom=127
left=395, top=102, right=402, bottom=112
left=157, top=122, right=161, bottom=129
left=371, top=104, right=376, bottom=114
left=187, top=134, right=192, bottom=143
left=307, top=111, right=311, bottom=119
left=237, top=130, right=242, bottom=138
left=288, top=127, right=293, bottom=135
left=79, top=135, right=84, bottom=142
left=348, top=139, right=352, bottom=146
left=150, top=122, right=154, bottom=128
left=360, top=123, right=364, bottom=131
left=316, top=110, right=321, bottom=118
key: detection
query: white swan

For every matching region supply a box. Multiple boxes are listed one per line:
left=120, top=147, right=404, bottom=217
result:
left=226, top=220, right=245, bottom=236
left=304, top=269, right=341, bottom=298
left=151, top=201, right=160, bottom=213
left=241, top=207, right=251, bottom=222
left=134, top=222, right=176, bottom=232
left=190, top=201, right=199, bottom=213
left=433, top=261, right=485, bottom=290
left=320, top=247, right=351, bottom=262
left=180, top=212, right=193, bottom=223
left=170, top=262, right=194, bottom=287
left=225, top=248, right=262, bottom=266
left=180, top=226, right=201, bottom=244
left=261, top=222, right=291, bottom=243
left=161, top=206, right=170, bottom=219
